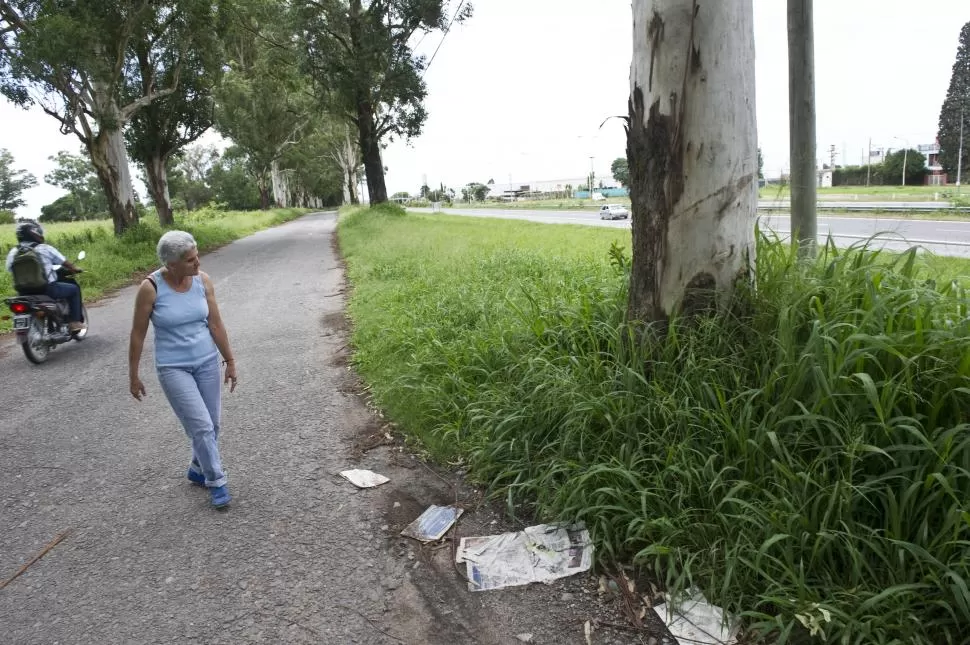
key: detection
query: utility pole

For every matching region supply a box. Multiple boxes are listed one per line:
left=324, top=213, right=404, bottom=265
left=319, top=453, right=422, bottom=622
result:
left=787, top=0, right=817, bottom=257
left=828, top=144, right=837, bottom=169
left=866, top=138, right=872, bottom=187
left=893, top=137, right=909, bottom=186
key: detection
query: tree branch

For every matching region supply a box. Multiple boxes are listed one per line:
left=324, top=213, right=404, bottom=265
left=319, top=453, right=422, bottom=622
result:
left=38, top=102, right=88, bottom=145
left=121, top=86, right=176, bottom=121
left=375, top=117, right=393, bottom=138
left=318, top=23, right=353, bottom=54
left=76, top=108, right=94, bottom=143
left=153, top=7, right=182, bottom=41
left=78, top=72, right=96, bottom=106
left=121, top=55, right=181, bottom=122
left=111, top=3, right=148, bottom=88
left=0, top=2, right=29, bottom=32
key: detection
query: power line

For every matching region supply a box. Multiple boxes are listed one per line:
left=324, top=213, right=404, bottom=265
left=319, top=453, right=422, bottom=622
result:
left=423, top=0, right=466, bottom=77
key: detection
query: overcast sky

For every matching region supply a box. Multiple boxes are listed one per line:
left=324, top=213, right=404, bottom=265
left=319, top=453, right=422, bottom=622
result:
left=2, top=0, right=968, bottom=216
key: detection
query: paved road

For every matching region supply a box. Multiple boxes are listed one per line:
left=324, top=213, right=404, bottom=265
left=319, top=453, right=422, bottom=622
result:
left=414, top=207, right=970, bottom=258
left=0, top=213, right=621, bottom=645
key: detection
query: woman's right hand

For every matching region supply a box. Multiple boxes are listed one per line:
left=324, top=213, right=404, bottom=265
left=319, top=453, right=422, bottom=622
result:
left=130, top=376, right=146, bottom=401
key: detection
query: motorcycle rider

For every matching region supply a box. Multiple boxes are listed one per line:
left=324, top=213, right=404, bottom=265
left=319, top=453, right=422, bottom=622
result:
left=5, top=221, right=85, bottom=333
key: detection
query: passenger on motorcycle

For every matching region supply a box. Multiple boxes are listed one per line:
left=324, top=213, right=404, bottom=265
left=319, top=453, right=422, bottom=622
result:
left=5, top=221, right=86, bottom=332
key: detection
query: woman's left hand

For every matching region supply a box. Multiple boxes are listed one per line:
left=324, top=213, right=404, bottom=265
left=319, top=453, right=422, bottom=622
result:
left=224, top=361, right=238, bottom=393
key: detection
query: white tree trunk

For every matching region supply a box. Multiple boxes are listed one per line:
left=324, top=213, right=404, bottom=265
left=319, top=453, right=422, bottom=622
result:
left=145, top=155, right=173, bottom=227
left=334, top=126, right=362, bottom=205
left=342, top=167, right=352, bottom=205
left=627, top=0, right=758, bottom=321
left=271, top=160, right=290, bottom=208
left=88, top=92, right=139, bottom=235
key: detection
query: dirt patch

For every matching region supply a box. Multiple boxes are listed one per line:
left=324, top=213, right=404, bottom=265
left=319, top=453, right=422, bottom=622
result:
left=329, top=345, right=350, bottom=368
left=349, top=417, right=396, bottom=460
left=320, top=311, right=349, bottom=335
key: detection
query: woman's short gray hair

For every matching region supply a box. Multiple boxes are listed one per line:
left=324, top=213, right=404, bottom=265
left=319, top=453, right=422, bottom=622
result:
left=157, top=230, right=198, bottom=264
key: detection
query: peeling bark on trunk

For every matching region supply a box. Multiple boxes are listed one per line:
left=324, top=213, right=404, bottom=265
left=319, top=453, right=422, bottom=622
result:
left=144, top=154, right=173, bottom=227
left=335, top=128, right=361, bottom=205
left=342, top=169, right=353, bottom=205
left=271, top=160, right=290, bottom=208
left=257, top=172, right=271, bottom=210
left=346, top=170, right=358, bottom=205
left=89, top=125, right=139, bottom=236
left=627, top=0, right=758, bottom=322
left=357, top=102, right=388, bottom=205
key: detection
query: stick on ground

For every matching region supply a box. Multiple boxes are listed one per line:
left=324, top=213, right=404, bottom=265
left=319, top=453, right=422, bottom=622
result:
left=0, top=530, right=70, bottom=591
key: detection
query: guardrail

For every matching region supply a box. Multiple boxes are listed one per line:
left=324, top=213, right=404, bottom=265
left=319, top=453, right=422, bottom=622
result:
left=758, top=203, right=970, bottom=213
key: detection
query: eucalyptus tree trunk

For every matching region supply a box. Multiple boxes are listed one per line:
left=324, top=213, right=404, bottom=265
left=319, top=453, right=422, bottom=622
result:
left=86, top=83, right=140, bottom=234
left=144, top=153, right=174, bottom=226
left=271, top=159, right=290, bottom=208
left=626, top=0, right=758, bottom=321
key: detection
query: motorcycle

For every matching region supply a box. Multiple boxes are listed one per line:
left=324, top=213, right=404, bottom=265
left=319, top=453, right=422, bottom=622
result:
left=4, top=251, right=89, bottom=364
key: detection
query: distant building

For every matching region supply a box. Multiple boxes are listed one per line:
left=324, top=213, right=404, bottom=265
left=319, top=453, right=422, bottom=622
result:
left=485, top=175, right=626, bottom=200
left=817, top=169, right=833, bottom=188
left=917, top=141, right=947, bottom=185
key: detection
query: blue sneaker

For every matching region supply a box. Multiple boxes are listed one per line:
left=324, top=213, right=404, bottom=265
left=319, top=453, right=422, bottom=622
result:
left=187, top=469, right=205, bottom=486
left=210, top=485, right=231, bottom=508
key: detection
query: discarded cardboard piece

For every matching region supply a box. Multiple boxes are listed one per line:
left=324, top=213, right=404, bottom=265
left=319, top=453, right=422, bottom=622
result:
left=653, top=589, right=740, bottom=645
left=339, top=469, right=390, bottom=488
left=400, top=505, right=464, bottom=542
left=455, top=522, right=594, bottom=592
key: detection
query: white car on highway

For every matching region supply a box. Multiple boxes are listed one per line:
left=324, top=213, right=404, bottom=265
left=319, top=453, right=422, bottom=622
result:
left=599, top=204, right=630, bottom=220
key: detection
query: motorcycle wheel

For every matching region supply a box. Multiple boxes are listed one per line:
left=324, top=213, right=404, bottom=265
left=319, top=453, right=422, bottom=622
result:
left=72, top=305, right=89, bottom=341
left=22, top=316, right=50, bottom=364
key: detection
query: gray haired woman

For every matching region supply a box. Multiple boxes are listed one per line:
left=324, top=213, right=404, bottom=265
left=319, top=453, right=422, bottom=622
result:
left=128, top=231, right=238, bottom=509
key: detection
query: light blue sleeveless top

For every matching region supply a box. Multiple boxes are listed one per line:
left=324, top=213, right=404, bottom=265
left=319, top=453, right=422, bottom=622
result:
left=150, top=269, right=218, bottom=368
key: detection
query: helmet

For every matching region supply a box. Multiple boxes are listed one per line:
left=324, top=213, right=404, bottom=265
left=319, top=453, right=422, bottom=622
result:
left=15, top=221, right=45, bottom=244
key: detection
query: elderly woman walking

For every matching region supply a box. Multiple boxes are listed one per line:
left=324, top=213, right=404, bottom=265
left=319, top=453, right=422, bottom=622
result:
left=128, top=231, right=238, bottom=508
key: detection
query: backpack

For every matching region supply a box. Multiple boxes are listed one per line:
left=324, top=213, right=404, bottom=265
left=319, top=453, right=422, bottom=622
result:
left=10, top=244, right=49, bottom=292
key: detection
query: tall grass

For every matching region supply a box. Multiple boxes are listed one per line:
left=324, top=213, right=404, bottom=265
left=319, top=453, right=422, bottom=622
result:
left=339, top=205, right=970, bottom=644
left=1, top=207, right=308, bottom=331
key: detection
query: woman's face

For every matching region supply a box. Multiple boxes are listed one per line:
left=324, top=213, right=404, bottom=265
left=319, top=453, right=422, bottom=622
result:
left=170, top=246, right=201, bottom=276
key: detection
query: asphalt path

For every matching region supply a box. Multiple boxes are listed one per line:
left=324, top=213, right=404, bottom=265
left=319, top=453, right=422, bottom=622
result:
left=0, top=212, right=632, bottom=644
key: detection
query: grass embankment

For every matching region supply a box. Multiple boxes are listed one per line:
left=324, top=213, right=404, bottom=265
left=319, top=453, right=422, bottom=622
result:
left=339, top=203, right=970, bottom=644
left=1, top=207, right=308, bottom=332
left=762, top=185, right=960, bottom=201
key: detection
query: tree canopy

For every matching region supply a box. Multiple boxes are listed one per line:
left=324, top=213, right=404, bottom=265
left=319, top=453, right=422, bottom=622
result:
left=938, top=21, right=970, bottom=176
left=297, top=0, right=472, bottom=204
left=0, top=147, right=36, bottom=211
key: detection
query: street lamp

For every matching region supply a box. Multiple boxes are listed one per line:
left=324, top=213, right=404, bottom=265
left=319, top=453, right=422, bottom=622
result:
left=893, top=136, right=909, bottom=187
left=578, top=134, right=599, bottom=200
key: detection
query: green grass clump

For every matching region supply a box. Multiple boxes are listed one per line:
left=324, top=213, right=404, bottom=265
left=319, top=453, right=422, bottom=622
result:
left=1, top=207, right=308, bottom=331
left=338, top=206, right=970, bottom=644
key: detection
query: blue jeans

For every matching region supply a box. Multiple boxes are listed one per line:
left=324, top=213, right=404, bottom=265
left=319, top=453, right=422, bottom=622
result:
left=157, top=357, right=227, bottom=488
left=46, top=281, right=82, bottom=322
